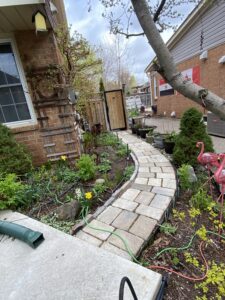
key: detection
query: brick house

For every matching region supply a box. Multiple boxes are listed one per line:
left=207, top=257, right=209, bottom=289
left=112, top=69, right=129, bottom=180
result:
left=0, top=0, right=81, bottom=165
left=145, top=0, right=225, bottom=118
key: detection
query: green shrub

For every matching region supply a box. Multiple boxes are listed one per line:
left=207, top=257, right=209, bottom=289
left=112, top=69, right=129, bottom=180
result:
left=178, top=164, right=192, bottom=190
left=77, top=154, right=96, bottom=181
left=97, top=132, right=118, bottom=147
left=190, top=188, right=213, bottom=210
left=0, top=124, right=32, bottom=175
left=0, top=173, right=27, bottom=210
left=173, top=108, right=213, bottom=167
left=123, top=165, right=135, bottom=181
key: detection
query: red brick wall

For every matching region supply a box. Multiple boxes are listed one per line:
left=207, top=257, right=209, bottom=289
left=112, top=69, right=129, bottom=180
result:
left=10, top=30, right=79, bottom=166
left=152, top=43, right=225, bottom=118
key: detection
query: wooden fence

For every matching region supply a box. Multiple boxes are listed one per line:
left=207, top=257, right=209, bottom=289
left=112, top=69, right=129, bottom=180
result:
left=86, top=94, right=107, bottom=131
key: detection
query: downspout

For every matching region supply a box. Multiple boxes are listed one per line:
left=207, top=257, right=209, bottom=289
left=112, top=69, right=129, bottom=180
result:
left=0, top=221, right=44, bottom=249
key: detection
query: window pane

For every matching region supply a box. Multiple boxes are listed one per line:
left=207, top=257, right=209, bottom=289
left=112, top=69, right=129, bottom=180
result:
left=11, top=86, right=26, bottom=103
left=2, top=105, right=18, bottom=122
left=0, top=43, right=20, bottom=85
left=0, top=87, right=13, bottom=105
left=16, top=103, right=31, bottom=120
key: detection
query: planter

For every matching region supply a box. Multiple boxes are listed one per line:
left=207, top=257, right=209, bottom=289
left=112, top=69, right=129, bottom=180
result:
left=131, top=126, right=137, bottom=134
left=164, top=140, right=175, bottom=154
left=153, top=134, right=166, bottom=149
left=146, top=134, right=154, bottom=144
left=138, top=126, right=157, bottom=139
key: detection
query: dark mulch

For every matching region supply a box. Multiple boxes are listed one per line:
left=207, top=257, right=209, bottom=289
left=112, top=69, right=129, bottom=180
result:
left=141, top=189, right=225, bottom=300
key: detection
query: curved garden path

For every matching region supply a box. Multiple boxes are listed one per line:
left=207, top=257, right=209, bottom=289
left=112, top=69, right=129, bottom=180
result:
left=76, top=131, right=177, bottom=260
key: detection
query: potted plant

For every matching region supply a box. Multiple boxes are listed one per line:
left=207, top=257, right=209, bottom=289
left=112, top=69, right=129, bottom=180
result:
left=153, top=132, right=167, bottom=149
left=131, top=124, right=137, bottom=134
left=139, top=126, right=157, bottom=139
left=135, top=123, right=142, bottom=136
left=164, top=131, right=177, bottom=154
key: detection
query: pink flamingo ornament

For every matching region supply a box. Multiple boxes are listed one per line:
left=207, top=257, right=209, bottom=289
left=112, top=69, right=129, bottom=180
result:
left=196, top=141, right=220, bottom=195
left=214, top=153, right=225, bottom=234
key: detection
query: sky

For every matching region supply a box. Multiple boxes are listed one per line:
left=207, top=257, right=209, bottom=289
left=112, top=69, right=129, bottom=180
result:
left=64, top=0, right=197, bottom=84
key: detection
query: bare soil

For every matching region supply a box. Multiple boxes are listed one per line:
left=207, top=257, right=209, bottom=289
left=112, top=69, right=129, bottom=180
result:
left=141, top=188, right=225, bottom=300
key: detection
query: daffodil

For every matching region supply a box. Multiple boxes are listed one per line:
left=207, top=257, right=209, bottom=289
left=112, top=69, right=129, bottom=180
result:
left=61, top=155, right=67, bottom=161
left=85, top=192, right=92, bottom=200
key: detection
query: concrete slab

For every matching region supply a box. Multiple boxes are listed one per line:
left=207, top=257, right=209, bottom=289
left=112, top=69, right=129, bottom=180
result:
left=0, top=211, right=162, bottom=300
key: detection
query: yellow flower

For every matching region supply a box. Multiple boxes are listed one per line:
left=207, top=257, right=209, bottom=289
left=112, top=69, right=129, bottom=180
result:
left=85, top=192, right=92, bottom=200
left=61, top=155, right=67, bottom=161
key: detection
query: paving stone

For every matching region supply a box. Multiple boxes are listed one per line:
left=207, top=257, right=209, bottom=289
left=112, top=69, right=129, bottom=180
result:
left=151, top=155, right=169, bottom=162
left=162, top=166, right=174, bottom=173
left=121, top=188, right=140, bottom=201
left=139, top=167, right=149, bottom=173
left=152, top=186, right=175, bottom=197
left=131, top=183, right=152, bottom=192
left=150, top=167, right=162, bottom=173
left=135, top=177, right=148, bottom=185
left=137, top=172, right=155, bottom=178
left=129, top=215, right=157, bottom=240
left=156, top=162, right=172, bottom=167
left=97, top=206, right=122, bottom=224
left=101, top=242, right=131, bottom=260
left=162, top=179, right=177, bottom=189
left=139, top=162, right=155, bottom=167
left=112, top=211, right=138, bottom=230
left=136, top=204, right=164, bottom=221
left=107, top=229, right=144, bottom=255
left=157, top=173, right=176, bottom=179
left=138, top=156, right=149, bottom=163
left=76, top=231, right=103, bottom=247
left=148, top=178, right=162, bottom=187
left=150, top=194, right=172, bottom=210
left=135, top=191, right=155, bottom=205
left=112, top=198, right=138, bottom=211
left=83, top=219, right=114, bottom=241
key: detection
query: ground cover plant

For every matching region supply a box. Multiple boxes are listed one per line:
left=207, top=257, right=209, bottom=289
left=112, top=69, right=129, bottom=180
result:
left=141, top=166, right=225, bottom=300
left=0, top=131, right=134, bottom=234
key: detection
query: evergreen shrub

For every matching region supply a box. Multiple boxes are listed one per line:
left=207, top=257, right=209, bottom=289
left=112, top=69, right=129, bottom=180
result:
left=173, top=108, right=213, bottom=167
left=0, top=124, right=32, bottom=175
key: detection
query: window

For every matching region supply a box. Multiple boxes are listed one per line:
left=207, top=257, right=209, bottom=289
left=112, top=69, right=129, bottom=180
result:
left=0, top=42, right=32, bottom=124
left=153, top=75, right=158, bottom=99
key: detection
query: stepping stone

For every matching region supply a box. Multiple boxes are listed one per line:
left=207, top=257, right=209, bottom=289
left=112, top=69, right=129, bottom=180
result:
left=112, top=210, right=138, bottom=230
left=112, top=198, right=138, bottom=211
left=83, top=219, right=114, bottom=241
left=121, top=188, right=141, bottom=201
left=97, top=206, right=122, bottom=225
left=107, top=229, right=144, bottom=256
left=135, top=191, right=155, bottom=206
left=129, top=215, right=157, bottom=240
left=136, top=204, right=164, bottom=221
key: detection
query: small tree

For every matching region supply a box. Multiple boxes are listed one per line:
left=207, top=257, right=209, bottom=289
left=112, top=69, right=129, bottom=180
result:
left=173, top=108, right=213, bottom=167
left=0, top=124, right=32, bottom=175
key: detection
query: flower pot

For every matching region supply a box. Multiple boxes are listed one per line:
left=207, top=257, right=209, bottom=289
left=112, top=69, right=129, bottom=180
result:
left=131, top=126, right=137, bottom=134
left=164, top=140, right=175, bottom=154
left=153, top=135, right=165, bottom=149
left=139, top=126, right=157, bottom=139
left=146, top=134, right=154, bottom=143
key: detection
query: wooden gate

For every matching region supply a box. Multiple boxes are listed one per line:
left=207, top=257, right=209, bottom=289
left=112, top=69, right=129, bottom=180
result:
left=105, top=90, right=127, bottom=130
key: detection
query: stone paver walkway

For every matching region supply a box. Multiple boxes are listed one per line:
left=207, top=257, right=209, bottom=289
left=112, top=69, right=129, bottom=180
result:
left=76, top=131, right=177, bottom=260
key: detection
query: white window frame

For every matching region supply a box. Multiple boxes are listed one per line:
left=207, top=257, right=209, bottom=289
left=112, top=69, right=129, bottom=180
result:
left=0, top=37, right=37, bottom=128
left=153, top=75, right=158, bottom=100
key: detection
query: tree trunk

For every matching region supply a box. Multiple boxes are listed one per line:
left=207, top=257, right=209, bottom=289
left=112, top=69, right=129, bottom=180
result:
left=131, top=0, right=225, bottom=120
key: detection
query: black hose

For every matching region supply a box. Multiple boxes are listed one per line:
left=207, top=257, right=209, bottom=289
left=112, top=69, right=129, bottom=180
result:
left=156, top=276, right=168, bottom=300
left=119, top=277, right=138, bottom=300
left=0, top=220, right=44, bottom=249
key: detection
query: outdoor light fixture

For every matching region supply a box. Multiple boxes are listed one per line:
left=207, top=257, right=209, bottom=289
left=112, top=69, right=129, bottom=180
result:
left=218, top=56, right=225, bottom=64
left=200, top=50, right=208, bottom=61
left=32, top=11, right=48, bottom=33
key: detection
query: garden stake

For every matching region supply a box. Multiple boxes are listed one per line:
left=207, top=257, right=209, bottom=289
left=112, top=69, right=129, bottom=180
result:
left=214, top=153, right=225, bottom=235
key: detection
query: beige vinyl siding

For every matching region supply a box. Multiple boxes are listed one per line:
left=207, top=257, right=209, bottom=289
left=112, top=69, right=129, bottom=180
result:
left=170, top=2, right=225, bottom=63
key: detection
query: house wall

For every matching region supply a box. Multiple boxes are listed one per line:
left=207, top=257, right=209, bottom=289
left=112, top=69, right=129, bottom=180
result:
left=152, top=43, right=225, bottom=118
left=10, top=30, right=80, bottom=165
left=170, top=1, right=225, bottom=64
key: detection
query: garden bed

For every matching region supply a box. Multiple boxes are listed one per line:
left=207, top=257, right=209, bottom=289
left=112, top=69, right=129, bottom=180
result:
left=141, top=172, right=225, bottom=300
left=15, top=132, right=134, bottom=233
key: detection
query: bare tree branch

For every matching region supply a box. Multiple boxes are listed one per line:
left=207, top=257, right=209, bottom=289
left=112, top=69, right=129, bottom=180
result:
left=115, top=29, right=145, bottom=38
left=153, top=0, right=167, bottom=22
